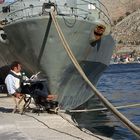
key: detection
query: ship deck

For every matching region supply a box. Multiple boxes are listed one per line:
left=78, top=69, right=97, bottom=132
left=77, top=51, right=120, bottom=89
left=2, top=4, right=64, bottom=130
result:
left=0, top=93, right=112, bottom=140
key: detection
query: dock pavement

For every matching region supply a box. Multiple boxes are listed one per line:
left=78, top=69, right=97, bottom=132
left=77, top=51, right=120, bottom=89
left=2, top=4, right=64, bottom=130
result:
left=0, top=94, right=112, bottom=140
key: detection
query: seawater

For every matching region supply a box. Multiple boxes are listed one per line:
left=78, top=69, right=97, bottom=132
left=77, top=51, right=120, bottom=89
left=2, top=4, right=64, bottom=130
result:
left=97, top=63, right=140, bottom=140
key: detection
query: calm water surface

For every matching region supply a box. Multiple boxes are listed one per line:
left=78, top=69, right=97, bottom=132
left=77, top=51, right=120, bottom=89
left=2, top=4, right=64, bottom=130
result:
left=97, top=63, right=140, bottom=140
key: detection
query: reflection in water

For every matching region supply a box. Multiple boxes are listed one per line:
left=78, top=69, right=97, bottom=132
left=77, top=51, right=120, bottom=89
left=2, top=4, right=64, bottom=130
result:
left=71, top=96, right=115, bottom=137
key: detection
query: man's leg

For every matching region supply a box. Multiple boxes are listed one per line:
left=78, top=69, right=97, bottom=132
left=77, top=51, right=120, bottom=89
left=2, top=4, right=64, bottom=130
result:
left=12, top=96, right=18, bottom=113
left=12, top=94, right=26, bottom=113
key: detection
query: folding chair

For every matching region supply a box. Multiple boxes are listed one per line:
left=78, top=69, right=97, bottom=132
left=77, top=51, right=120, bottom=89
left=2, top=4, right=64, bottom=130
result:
left=20, top=94, right=32, bottom=114
left=18, top=80, right=59, bottom=114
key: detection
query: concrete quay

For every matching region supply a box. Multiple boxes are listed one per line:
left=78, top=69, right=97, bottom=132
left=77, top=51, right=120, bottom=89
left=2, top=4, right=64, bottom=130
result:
left=0, top=94, right=112, bottom=140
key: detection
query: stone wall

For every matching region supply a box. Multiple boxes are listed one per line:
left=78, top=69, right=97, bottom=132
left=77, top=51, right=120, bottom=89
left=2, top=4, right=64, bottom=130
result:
left=102, top=0, right=140, bottom=21
left=111, top=9, right=140, bottom=55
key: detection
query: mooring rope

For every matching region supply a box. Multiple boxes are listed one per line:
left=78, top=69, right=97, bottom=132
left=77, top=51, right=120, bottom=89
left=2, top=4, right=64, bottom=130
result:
left=50, top=11, right=140, bottom=138
left=58, top=103, right=140, bottom=113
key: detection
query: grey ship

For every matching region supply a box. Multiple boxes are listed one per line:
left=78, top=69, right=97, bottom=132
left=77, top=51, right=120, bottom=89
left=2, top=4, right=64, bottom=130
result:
left=0, top=0, right=115, bottom=110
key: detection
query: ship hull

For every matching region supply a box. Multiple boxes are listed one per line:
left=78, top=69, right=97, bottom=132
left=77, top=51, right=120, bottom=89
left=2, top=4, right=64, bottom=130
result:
left=0, top=16, right=115, bottom=109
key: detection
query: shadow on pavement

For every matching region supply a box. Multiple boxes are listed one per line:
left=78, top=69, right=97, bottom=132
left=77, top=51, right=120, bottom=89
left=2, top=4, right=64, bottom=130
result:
left=0, top=107, right=13, bottom=113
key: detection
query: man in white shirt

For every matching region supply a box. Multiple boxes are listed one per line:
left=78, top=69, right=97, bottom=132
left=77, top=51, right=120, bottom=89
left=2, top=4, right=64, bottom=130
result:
left=5, top=61, right=22, bottom=97
left=5, top=61, right=57, bottom=113
left=5, top=61, right=25, bottom=113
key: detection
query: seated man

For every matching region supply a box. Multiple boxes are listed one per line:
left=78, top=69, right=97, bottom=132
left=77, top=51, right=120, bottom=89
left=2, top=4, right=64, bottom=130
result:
left=5, top=61, right=57, bottom=113
left=5, top=61, right=25, bottom=113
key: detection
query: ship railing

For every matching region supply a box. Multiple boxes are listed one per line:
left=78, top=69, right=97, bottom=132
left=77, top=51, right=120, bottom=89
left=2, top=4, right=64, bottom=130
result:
left=77, top=0, right=111, bottom=24
left=7, top=5, right=91, bottom=20
left=5, top=0, right=112, bottom=25
left=81, top=0, right=110, bottom=18
left=7, top=5, right=43, bottom=22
